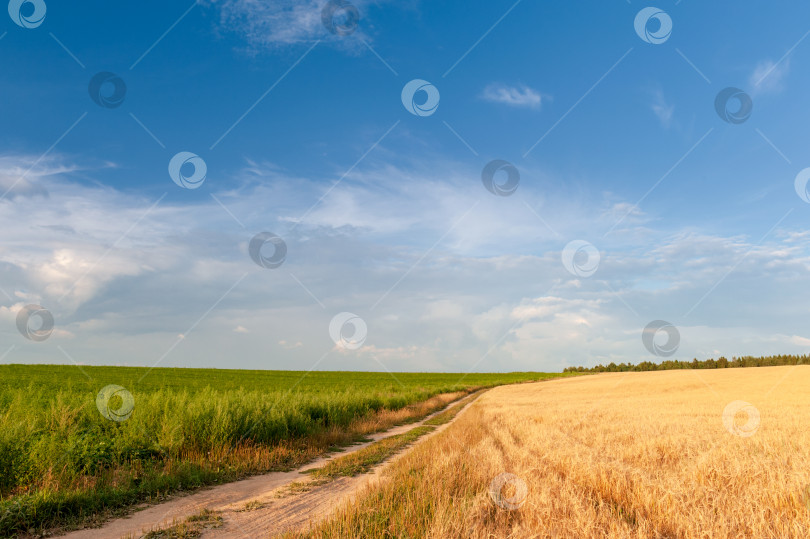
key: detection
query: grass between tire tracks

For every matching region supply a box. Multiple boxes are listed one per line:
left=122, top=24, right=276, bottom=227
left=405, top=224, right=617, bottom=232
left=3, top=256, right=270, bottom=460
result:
left=280, top=390, right=485, bottom=497
left=312, top=390, right=484, bottom=480
left=140, top=509, right=223, bottom=539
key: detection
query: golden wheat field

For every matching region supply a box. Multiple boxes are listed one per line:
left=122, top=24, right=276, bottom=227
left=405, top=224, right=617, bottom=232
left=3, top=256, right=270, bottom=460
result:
left=295, top=366, right=810, bottom=538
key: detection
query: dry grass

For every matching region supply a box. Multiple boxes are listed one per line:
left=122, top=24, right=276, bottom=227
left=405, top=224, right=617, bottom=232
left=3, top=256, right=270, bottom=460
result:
left=278, top=391, right=486, bottom=498
left=290, top=366, right=810, bottom=538
left=237, top=500, right=266, bottom=512
left=346, top=390, right=466, bottom=433
left=141, top=509, right=223, bottom=538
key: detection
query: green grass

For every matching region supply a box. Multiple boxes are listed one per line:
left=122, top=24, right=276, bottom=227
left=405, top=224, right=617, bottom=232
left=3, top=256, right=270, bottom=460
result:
left=0, top=364, right=572, bottom=536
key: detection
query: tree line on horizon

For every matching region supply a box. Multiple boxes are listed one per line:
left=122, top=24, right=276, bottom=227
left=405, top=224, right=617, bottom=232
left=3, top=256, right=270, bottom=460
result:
left=563, top=354, right=810, bottom=373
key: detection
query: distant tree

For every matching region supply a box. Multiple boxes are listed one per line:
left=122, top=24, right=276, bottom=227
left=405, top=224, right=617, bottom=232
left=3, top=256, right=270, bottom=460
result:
left=565, top=354, right=810, bottom=374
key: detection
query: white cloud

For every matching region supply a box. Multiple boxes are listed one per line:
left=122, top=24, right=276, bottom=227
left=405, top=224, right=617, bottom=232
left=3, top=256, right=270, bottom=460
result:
left=510, top=296, right=602, bottom=324
left=0, top=155, right=80, bottom=200
left=790, top=335, right=810, bottom=347
left=3, top=154, right=810, bottom=372
left=650, top=89, right=674, bottom=128
left=481, top=83, right=543, bottom=109
left=420, top=300, right=466, bottom=321
left=750, top=58, right=790, bottom=95
left=210, top=0, right=375, bottom=49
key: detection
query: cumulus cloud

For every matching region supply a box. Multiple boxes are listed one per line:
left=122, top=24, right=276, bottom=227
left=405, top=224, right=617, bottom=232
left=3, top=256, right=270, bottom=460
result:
left=481, top=83, right=543, bottom=109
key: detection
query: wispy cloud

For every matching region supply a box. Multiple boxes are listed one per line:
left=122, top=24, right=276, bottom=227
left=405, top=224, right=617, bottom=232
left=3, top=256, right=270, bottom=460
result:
left=481, top=83, right=543, bottom=109
left=750, top=58, right=790, bottom=95
left=211, top=0, right=374, bottom=49
left=4, top=154, right=810, bottom=371
left=650, top=88, right=674, bottom=128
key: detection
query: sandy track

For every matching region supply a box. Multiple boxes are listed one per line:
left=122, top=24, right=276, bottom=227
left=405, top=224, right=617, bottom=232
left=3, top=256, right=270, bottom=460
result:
left=60, top=395, right=479, bottom=539
left=204, top=398, right=476, bottom=538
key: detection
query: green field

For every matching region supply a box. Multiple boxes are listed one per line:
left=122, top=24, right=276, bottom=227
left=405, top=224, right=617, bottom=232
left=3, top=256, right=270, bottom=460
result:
left=0, top=364, right=572, bottom=536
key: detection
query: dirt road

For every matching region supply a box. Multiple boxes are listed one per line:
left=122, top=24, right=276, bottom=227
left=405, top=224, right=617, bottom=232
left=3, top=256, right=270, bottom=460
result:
left=60, top=394, right=480, bottom=538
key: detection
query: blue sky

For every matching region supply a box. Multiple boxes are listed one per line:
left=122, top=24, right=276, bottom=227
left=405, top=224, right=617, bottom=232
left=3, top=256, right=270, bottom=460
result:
left=3, top=0, right=810, bottom=373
